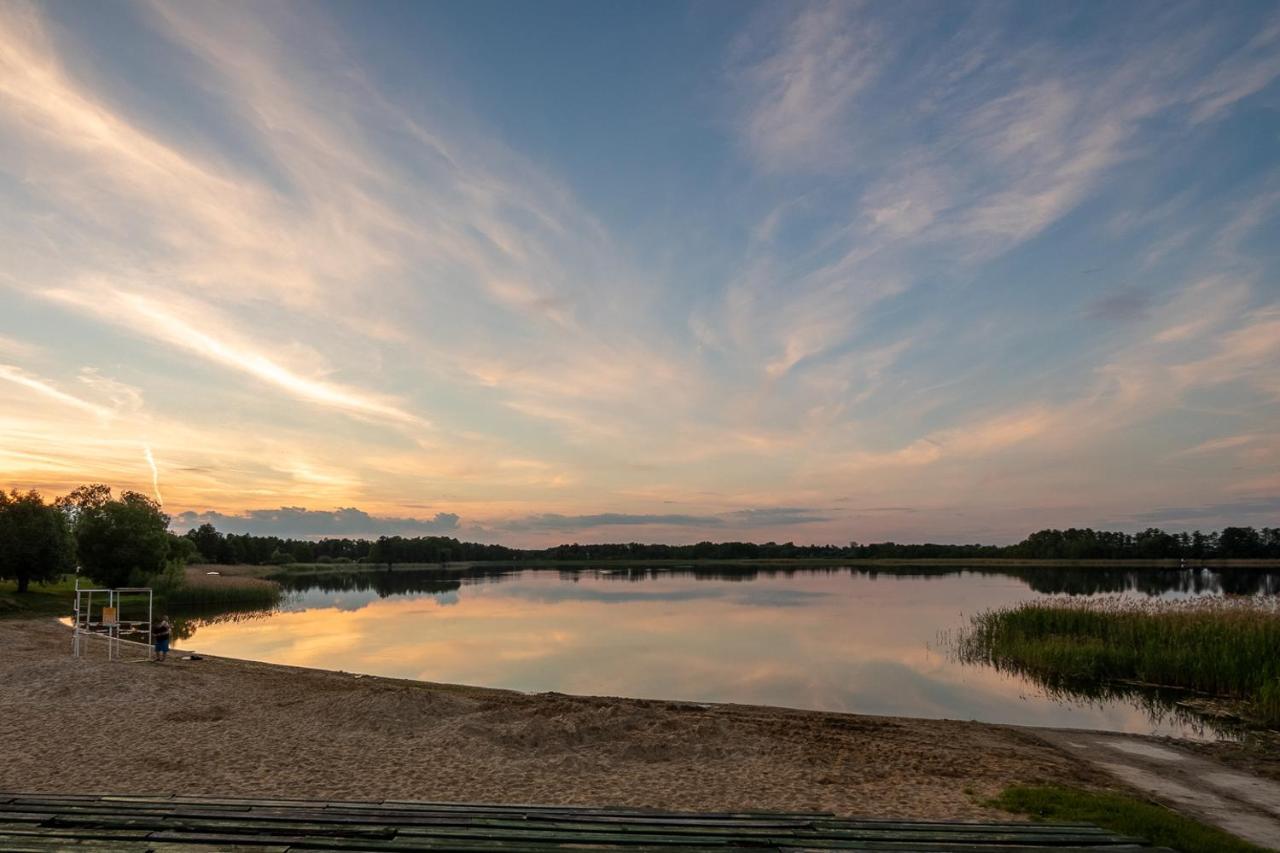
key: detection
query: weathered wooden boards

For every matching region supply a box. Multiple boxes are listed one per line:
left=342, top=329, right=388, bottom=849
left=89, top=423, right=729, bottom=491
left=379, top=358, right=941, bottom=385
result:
left=0, top=793, right=1173, bottom=851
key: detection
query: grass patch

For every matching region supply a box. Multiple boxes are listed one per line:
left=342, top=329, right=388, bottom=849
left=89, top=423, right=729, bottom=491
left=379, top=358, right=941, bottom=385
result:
left=958, top=597, right=1280, bottom=726
left=993, top=785, right=1266, bottom=853
left=0, top=576, right=79, bottom=619
left=0, top=569, right=281, bottom=621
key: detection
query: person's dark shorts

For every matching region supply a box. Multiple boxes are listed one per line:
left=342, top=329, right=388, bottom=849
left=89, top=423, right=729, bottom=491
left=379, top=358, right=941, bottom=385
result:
left=155, top=636, right=169, bottom=653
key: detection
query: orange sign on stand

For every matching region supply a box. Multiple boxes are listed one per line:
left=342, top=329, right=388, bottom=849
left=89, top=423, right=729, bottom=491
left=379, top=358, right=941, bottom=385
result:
left=101, top=606, right=118, bottom=626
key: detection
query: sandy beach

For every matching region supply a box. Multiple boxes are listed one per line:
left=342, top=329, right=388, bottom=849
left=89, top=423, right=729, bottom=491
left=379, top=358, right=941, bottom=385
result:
left=1, top=618, right=1102, bottom=819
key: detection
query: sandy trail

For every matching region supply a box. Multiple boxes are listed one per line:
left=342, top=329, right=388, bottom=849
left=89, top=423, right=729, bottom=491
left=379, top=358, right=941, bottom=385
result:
left=1, top=617, right=1103, bottom=819
left=1033, top=729, right=1280, bottom=849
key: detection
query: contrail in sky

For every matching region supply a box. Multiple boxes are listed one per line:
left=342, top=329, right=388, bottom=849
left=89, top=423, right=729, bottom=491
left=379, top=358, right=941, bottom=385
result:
left=143, top=443, right=163, bottom=505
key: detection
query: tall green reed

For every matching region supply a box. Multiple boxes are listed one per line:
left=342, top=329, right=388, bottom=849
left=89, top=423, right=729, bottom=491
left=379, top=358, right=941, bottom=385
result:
left=959, top=596, right=1280, bottom=726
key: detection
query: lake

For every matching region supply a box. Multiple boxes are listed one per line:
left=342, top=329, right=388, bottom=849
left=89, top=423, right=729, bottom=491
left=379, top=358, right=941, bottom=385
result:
left=178, top=565, right=1280, bottom=739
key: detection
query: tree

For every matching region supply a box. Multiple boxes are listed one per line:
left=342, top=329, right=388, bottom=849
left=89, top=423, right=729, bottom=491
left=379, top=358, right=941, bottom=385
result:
left=1218, top=526, right=1262, bottom=558
left=0, top=489, right=74, bottom=593
left=369, top=536, right=394, bottom=569
left=58, top=484, right=171, bottom=588
left=167, top=533, right=199, bottom=565
left=185, top=523, right=223, bottom=563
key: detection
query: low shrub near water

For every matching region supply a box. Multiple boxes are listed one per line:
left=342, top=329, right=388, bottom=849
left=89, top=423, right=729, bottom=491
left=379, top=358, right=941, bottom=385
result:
left=959, top=597, right=1280, bottom=725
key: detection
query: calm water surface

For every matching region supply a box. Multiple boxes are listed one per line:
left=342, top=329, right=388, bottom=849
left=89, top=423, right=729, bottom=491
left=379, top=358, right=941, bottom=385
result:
left=181, top=566, right=1280, bottom=739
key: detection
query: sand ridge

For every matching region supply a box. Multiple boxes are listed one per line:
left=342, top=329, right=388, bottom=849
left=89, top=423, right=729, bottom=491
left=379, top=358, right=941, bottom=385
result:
left=1, top=618, right=1098, bottom=818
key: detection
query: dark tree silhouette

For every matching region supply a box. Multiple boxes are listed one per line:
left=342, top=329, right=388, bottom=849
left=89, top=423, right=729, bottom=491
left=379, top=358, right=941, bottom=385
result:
left=0, top=489, right=74, bottom=592
left=59, top=484, right=171, bottom=588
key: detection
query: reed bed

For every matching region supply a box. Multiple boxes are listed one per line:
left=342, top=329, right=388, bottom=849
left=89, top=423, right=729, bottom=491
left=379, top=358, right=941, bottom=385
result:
left=163, top=569, right=282, bottom=611
left=958, top=596, right=1280, bottom=726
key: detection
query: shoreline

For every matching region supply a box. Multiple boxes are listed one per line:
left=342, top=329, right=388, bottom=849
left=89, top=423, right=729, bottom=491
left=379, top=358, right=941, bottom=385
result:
left=3, top=616, right=1112, bottom=819
left=269, top=557, right=1280, bottom=574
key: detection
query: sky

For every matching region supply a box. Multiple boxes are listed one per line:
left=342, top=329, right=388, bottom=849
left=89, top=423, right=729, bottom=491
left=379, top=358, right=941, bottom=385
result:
left=1, top=0, right=1278, bottom=546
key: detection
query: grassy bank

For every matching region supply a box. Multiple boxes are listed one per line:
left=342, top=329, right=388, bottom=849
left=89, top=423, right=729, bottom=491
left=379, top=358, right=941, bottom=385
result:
left=959, top=598, right=1280, bottom=725
left=0, top=575, right=82, bottom=618
left=993, top=785, right=1266, bottom=853
left=0, top=568, right=281, bottom=620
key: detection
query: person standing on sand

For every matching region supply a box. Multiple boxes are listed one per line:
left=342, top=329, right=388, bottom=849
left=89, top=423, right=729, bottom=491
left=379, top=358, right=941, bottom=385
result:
left=153, top=616, right=171, bottom=662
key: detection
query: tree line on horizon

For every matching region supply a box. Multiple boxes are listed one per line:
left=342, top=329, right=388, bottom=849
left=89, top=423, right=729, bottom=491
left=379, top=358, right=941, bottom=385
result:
left=186, top=521, right=1280, bottom=565
left=4, top=485, right=1279, bottom=596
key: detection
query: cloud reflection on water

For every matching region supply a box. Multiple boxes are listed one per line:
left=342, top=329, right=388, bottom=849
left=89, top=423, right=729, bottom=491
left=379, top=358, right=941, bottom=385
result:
left=185, top=569, right=1244, bottom=738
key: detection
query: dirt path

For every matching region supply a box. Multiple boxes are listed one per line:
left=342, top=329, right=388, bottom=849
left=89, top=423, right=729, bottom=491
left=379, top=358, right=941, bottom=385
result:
left=1032, top=728, right=1280, bottom=849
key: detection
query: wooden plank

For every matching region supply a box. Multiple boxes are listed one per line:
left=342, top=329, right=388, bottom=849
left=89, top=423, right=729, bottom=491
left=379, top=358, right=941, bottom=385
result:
left=399, top=814, right=1121, bottom=840
left=828, top=837, right=1148, bottom=847
left=101, top=805, right=824, bottom=837
left=0, top=825, right=155, bottom=840
left=414, top=817, right=788, bottom=836
left=3, top=797, right=114, bottom=806
left=47, top=814, right=398, bottom=838
left=455, top=815, right=1118, bottom=841
left=315, top=805, right=813, bottom=830
left=484, top=813, right=815, bottom=828
left=805, top=828, right=1145, bottom=842
left=0, top=812, right=56, bottom=823
left=394, top=809, right=803, bottom=829
left=149, top=845, right=291, bottom=852
left=3, top=798, right=183, bottom=811
left=392, top=840, right=731, bottom=852
left=395, top=825, right=749, bottom=845
left=164, top=795, right=325, bottom=808
left=145, top=830, right=677, bottom=851
left=769, top=839, right=1143, bottom=850
left=2, top=803, right=184, bottom=819
left=779, top=847, right=1161, bottom=852
left=819, top=819, right=1108, bottom=832
left=326, top=802, right=818, bottom=830
left=1, top=793, right=104, bottom=802
left=377, top=799, right=835, bottom=819
left=392, top=823, right=1145, bottom=848
left=28, top=804, right=309, bottom=824
left=0, top=839, right=149, bottom=853
left=768, top=840, right=1162, bottom=845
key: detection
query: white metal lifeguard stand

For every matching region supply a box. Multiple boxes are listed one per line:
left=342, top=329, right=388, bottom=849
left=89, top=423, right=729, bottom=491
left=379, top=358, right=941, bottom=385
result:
left=72, top=574, right=154, bottom=661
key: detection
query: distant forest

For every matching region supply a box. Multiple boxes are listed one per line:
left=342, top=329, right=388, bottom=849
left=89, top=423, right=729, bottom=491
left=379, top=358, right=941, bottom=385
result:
left=182, top=524, right=1280, bottom=566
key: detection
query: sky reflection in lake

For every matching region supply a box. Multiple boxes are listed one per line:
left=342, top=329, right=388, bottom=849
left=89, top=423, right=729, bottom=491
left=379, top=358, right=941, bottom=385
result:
left=183, top=567, right=1277, bottom=739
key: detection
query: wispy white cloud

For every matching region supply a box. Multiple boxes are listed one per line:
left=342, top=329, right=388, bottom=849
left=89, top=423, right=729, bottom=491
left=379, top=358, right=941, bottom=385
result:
left=1171, top=434, right=1258, bottom=457
left=43, top=286, right=423, bottom=425
left=714, top=1, right=1280, bottom=395
left=77, top=369, right=144, bottom=413
left=0, top=334, right=40, bottom=359
left=1187, top=12, right=1280, bottom=122
left=730, top=1, right=884, bottom=172
left=0, top=364, right=113, bottom=420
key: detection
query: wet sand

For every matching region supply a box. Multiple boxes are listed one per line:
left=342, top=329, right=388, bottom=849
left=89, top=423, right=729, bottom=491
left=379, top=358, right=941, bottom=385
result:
left=1, top=618, right=1100, bottom=818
